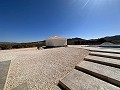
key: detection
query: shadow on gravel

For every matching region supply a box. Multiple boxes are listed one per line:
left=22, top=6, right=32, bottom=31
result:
left=0, top=60, right=11, bottom=90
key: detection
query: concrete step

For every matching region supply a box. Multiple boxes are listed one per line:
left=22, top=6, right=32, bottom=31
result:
left=75, top=46, right=120, bottom=54
left=89, top=48, right=120, bottom=54
left=75, top=61, right=120, bottom=87
left=89, top=52, right=120, bottom=59
left=85, top=55, right=120, bottom=68
left=79, top=47, right=120, bottom=54
left=59, top=69, right=120, bottom=90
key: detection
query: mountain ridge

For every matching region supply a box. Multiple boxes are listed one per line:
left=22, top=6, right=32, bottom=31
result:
left=0, top=35, right=120, bottom=44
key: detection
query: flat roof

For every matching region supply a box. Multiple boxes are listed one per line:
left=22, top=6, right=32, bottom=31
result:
left=45, top=36, right=67, bottom=40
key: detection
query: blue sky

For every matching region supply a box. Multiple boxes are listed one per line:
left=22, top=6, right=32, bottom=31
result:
left=0, top=0, right=120, bottom=42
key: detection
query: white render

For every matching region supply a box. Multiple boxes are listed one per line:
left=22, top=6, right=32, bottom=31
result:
left=46, top=36, right=67, bottom=46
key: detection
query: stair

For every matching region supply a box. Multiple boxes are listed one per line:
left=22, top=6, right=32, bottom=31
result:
left=59, top=70, right=120, bottom=90
left=90, top=51, right=120, bottom=59
left=75, top=61, right=120, bottom=87
left=58, top=48, right=120, bottom=90
left=85, top=55, right=120, bottom=68
left=78, top=46, right=120, bottom=54
left=89, top=48, right=120, bottom=54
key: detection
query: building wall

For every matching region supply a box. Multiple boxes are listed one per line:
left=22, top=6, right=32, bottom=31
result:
left=46, top=39, right=54, bottom=46
left=46, top=39, right=67, bottom=46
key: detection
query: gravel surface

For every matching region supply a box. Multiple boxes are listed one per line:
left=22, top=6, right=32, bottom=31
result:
left=2, top=47, right=89, bottom=90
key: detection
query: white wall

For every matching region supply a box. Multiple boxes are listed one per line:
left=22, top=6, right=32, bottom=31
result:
left=46, top=39, right=67, bottom=46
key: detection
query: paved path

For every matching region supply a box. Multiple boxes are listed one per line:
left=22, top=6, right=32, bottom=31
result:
left=58, top=46, right=120, bottom=90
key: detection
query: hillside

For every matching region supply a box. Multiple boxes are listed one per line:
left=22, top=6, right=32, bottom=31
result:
left=67, top=35, right=120, bottom=45
left=67, top=38, right=86, bottom=45
left=103, top=35, right=120, bottom=44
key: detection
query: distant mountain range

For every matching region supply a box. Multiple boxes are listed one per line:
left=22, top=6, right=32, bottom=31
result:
left=67, top=38, right=85, bottom=45
left=68, top=35, right=120, bottom=45
left=0, top=42, right=16, bottom=44
left=0, top=35, right=120, bottom=44
left=104, top=35, right=120, bottom=42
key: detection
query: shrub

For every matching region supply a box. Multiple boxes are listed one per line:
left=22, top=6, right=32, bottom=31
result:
left=0, top=44, right=12, bottom=50
left=0, top=42, right=45, bottom=50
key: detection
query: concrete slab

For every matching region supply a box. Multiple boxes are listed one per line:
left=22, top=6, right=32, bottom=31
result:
left=85, top=55, right=120, bottom=68
left=90, top=52, right=120, bottom=59
left=89, top=49, right=120, bottom=54
left=76, top=61, right=120, bottom=87
left=11, top=83, right=28, bottom=90
left=0, top=60, right=11, bottom=90
left=59, top=69, right=120, bottom=90
left=69, top=46, right=120, bottom=54
left=87, top=48, right=120, bottom=54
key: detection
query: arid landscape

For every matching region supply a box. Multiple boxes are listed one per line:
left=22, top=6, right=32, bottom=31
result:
left=1, top=0, right=120, bottom=89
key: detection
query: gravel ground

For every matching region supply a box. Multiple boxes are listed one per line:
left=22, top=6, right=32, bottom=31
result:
left=2, top=47, right=89, bottom=90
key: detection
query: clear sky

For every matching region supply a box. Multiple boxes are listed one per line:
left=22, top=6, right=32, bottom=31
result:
left=0, top=0, right=120, bottom=42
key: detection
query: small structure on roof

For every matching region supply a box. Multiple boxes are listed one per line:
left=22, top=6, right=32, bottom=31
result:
left=45, top=36, right=67, bottom=47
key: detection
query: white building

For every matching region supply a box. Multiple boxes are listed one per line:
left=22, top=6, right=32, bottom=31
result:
left=45, top=36, right=67, bottom=47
